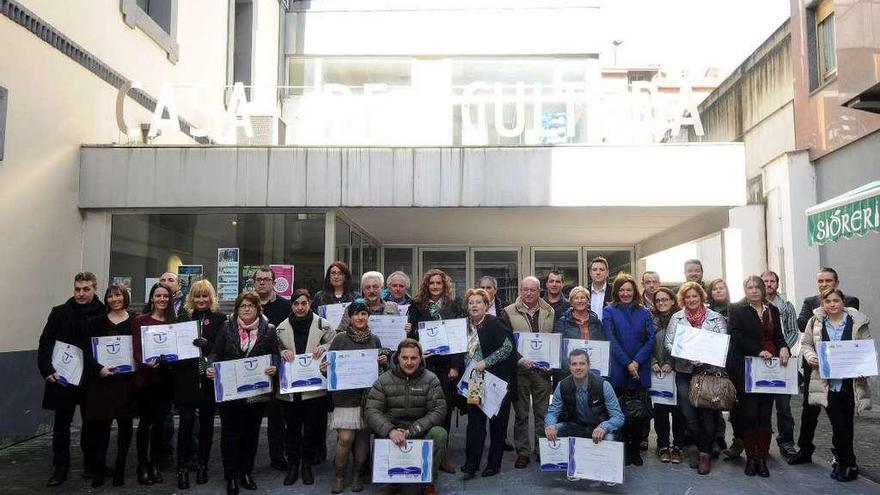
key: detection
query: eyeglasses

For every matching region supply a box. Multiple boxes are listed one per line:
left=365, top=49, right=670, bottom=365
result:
left=239, top=303, right=257, bottom=309
left=254, top=277, right=273, bottom=283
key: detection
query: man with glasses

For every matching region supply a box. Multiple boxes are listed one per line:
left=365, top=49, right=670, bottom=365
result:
left=253, top=267, right=292, bottom=472
left=641, top=271, right=660, bottom=308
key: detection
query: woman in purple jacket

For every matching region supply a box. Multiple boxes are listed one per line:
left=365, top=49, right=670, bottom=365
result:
left=603, top=273, right=656, bottom=467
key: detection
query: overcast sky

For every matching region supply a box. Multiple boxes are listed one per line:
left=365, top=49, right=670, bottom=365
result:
left=599, top=0, right=791, bottom=77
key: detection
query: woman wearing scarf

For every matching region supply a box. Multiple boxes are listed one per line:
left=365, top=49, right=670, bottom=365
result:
left=603, top=274, right=656, bottom=467
left=172, top=280, right=226, bottom=488
left=664, top=282, right=727, bottom=475
left=205, top=291, right=278, bottom=495
left=650, top=287, right=686, bottom=464
left=727, top=276, right=789, bottom=478
left=323, top=301, right=390, bottom=494
left=553, top=285, right=605, bottom=379
left=406, top=269, right=467, bottom=474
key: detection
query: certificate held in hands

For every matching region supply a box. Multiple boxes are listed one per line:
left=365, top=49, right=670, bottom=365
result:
left=372, top=439, right=433, bottom=483
left=567, top=437, right=624, bottom=484
left=279, top=353, right=326, bottom=393
left=318, top=303, right=350, bottom=330
left=369, top=315, right=408, bottom=349
left=745, top=357, right=798, bottom=394
left=418, top=319, right=468, bottom=356
left=818, top=340, right=879, bottom=380
left=327, top=349, right=380, bottom=391
left=515, top=332, right=561, bottom=370
left=51, top=341, right=84, bottom=387
left=212, top=355, right=273, bottom=402
left=671, top=324, right=730, bottom=368
left=538, top=438, right=570, bottom=471
left=140, top=320, right=200, bottom=363
left=91, top=335, right=135, bottom=373
left=648, top=371, right=677, bottom=405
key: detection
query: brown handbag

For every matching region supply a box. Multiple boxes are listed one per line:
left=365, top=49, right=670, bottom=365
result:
left=688, top=370, right=737, bottom=411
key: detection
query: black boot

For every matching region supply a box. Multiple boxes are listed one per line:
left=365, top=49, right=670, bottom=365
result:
left=112, top=461, right=125, bottom=487
left=91, top=468, right=106, bottom=488
left=46, top=466, right=68, bottom=487
left=744, top=458, right=756, bottom=477
left=283, top=460, right=300, bottom=485
left=240, top=472, right=257, bottom=490
left=196, top=465, right=208, bottom=485
left=630, top=442, right=644, bottom=466
left=787, top=449, right=813, bottom=465
left=227, top=476, right=240, bottom=495
left=150, top=463, right=164, bottom=484
left=137, top=463, right=153, bottom=485
left=756, top=458, right=770, bottom=478
left=301, top=461, right=314, bottom=485
left=177, top=469, right=190, bottom=489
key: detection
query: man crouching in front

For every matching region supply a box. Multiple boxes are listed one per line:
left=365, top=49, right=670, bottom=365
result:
left=365, top=339, right=448, bottom=495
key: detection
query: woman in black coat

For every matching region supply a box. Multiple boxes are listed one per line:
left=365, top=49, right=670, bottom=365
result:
left=206, top=291, right=278, bottom=495
left=406, top=269, right=467, bottom=474
left=727, top=275, right=790, bottom=478
left=311, top=261, right=359, bottom=311
left=172, top=280, right=227, bottom=489
left=85, top=284, right=136, bottom=487
left=460, top=288, right=517, bottom=479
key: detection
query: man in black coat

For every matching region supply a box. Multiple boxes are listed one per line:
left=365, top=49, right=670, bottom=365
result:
left=37, top=272, right=105, bottom=486
left=796, top=267, right=860, bottom=331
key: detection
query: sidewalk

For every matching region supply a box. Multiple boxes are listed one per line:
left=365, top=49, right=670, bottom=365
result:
left=1, top=407, right=877, bottom=495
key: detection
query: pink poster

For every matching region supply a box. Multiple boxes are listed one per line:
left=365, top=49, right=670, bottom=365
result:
left=270, top=264, right=294, bottom=298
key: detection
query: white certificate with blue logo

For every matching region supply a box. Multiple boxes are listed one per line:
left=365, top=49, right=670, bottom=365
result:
left=318, top=303, right=350, bottom=331
left=212, top=355, right=273, bottom=402
left=567, top=437, right=624, bottom=484
left=369, top=315, right=408, bottom=349
left=91, top=336, right=135, bottom=373
left=516, top=332, right=561, bottom=369
left=563, top=339, right=610, bottom=376
left=744, top=357, right=798, bottom=394
left=671, top=324, right=730, bottom=368
left=279, top=353, right=326, bottom=393
left=140, top=320, right=200, bottom=363
left=818, top=340, right=879, bottom=380
left=51, top=341, right=84, bottom=387
left=539, top=437, right=570, bottom=471
left=372, top=439, right=433, bottom=483
left=648, top=371, right=677, bottom=405
left=418, top=319, right=468, bottom=356
left=327, top=349, right=379, bottom=391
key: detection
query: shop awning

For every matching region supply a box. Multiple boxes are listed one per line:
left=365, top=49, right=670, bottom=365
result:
left=807, top=181, right=880, bottom=246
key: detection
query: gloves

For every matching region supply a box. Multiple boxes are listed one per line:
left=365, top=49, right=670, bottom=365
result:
left=192, top=337, right=209, bottom=348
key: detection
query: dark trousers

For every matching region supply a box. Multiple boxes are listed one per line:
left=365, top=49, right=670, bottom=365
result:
left=826, top=381, right=856, bottom=468
left=177, top=401, right=215, bottom=469
left=653, top=404, right=686, bottom=449
left=266, top=398, right=286, bottom=463
left=773, top=393, right=795, bottom=446
left=135, top=385, right=171, bottom=465
left=281, top=397, right=326, bottom=465
left=796, top=372, right=825, bottom=455
left=52, top=406, right=89, bottom=468
left=90, top=418, right=133, bottom=474
left=740, top=393, right=773, bottom=428
left=219, top=400, right=267, bottom=478
left=675, top=372, right=716, bottom=454
left=464, top=397, right=511, bottom=472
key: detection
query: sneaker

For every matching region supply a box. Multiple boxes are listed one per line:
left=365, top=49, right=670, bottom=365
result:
left=669, top=447, right=683, bottom=464
left=659, top=448, right=671, bottom=463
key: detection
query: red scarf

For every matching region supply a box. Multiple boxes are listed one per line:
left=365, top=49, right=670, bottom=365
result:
left=685, top=305, right=707, bottom=328
left=238, top=317, right=259, bottom=352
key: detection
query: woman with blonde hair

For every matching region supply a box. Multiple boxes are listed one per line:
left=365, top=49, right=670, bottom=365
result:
left=172, top=279, right=227, bottom=488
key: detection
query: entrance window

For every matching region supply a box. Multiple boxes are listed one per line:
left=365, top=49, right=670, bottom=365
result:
left=473, top=250, right=519, bottom=305
left=350, top=232, right=363, bottom=280
left=420, top=249, right=468, bottom=298
left=335, top=219, right=351, bottom=267
left=533, top=249, right=580, bottom=296
left=384, top=247, right=415, bottom=281
left=585, top=249, right=633, bottom=284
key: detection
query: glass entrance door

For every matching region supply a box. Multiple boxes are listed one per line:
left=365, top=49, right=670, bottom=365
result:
left=419, top=248, right=468, bottom=297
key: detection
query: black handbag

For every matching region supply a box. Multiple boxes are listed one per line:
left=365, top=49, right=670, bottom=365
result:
left=621, top=387, right=654, bottom=421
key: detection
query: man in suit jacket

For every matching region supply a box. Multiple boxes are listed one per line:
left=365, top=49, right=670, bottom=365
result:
left=796, top=267, right=860, bottom=331
left=588, top=257, right=614, bottom=321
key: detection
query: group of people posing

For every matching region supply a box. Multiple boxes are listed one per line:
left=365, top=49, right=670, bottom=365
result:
left=36, top=257, right=871, bottom=494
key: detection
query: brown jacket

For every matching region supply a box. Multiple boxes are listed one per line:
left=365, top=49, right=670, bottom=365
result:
left=502, top=297, right=555, bottom=333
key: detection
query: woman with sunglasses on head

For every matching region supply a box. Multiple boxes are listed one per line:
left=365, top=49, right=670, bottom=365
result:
left=205, top=291, right=278, bottom=495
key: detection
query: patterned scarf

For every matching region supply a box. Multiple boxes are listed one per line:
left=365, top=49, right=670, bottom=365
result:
left=428, top=299, right=443, bottom=319
left=237, top=317, right=259, bottom=353
left=346, top=324, right=373, bottom=344
left=685, top=305, right=707, bottom=328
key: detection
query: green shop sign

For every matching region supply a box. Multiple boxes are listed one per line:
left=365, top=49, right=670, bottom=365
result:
left=807, top=181, right=880, bottom=246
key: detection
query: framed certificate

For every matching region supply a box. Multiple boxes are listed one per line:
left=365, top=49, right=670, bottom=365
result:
left=563, top=339, right=610, bottom=376
left=417, top=319, right=468, bottom=356
left=51, top=341, right=84, bottom=387
left=539, top=437, right=570, bottom=471
left=91, top=335, right=135, bottom=373
left=567, top=438, right=624, bottom=484
left=744, top=357, right=798, bottom=394
left=140, top=320, right=200, bottom=363
left=279, top=353, right=326, bottom=394
left=648, top=371, right=676, bottom=405
left=369, top=315, right=408, bottom=349
left=327, top=349, right=379, bottom=391
left=456, top=363, right=508, bottom=418
left=670, top=324, right=730, bottom=368
left=212, top=355, right=273, bottom=402
left=818, top=340, right=879, bottom=380
left=372, top=439, right=433, bottom=483
left=515, top=332, right=561, bottom=369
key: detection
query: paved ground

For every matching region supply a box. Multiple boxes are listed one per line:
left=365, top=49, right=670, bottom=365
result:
left=1, top=402, right=879, bottom=495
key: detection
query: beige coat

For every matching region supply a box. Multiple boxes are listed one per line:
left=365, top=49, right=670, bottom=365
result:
left=801, top=307, right=872, bottom=415
left=503, top=297, right=555, bottom=333
left=275, top=314, right=334, bottom=401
